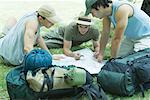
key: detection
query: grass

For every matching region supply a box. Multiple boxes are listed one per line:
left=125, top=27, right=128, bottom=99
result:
left=0, top=42, right=150, bottom=100
left=0, top=62, right=11, bottom=99
left=0, top=19, right=150, bottom=100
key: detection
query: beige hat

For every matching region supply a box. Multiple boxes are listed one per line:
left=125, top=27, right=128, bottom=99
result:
left=76, top=15, right=92, bottom=25
left=38, top=5, right=60, bottom=24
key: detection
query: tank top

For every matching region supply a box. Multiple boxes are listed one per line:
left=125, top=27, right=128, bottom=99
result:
left=109, top=0, right=150, bottom=40
left=0, top=12, right=41, bottom=65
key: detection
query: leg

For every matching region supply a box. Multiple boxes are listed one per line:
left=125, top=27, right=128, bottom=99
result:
left=117, top=38, right=134, bottom=57
left=45, top=40, right=63, bottom=48
left=2, top=17, right=17, bottom=35
left=43, top=28, right=64, bottom=48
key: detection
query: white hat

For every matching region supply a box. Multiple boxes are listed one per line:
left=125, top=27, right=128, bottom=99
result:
left=38, top=5, right=60, bottom=24
left=76, top=16, right=92, bottom=25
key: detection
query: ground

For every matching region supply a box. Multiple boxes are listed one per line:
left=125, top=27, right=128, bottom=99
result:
left=1, top=0, right=150, bottom=100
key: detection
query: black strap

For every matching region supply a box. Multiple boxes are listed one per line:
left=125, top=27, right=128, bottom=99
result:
left=40, top=69, right=55, bottom=92
left=73, top=84, right=100, bottom=100
left=73, top=91, right=84, bottom=100
left=129, top=65, right=145, bottom=97
left=139, top=84, right=145, bottom=97
left=88, top=84, right=102, bottom=99
left=86, top=90, right=93, bottom=100
left=40, top=72, right=50, bottom=92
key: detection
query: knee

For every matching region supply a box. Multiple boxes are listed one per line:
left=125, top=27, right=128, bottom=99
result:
left=6, top=17, right=17, bottom=29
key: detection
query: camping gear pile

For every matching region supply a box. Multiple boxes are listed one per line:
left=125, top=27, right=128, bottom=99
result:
left=6, top=49, right=107, bottom=100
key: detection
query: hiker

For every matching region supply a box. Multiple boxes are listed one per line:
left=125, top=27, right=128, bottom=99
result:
left=0, top=5, right=60, bottom=66
left=85, top=0, right=150, bottom=62
left=141, top=0, right=150, bottom=17
left=43, top=15, right=100, bottom=60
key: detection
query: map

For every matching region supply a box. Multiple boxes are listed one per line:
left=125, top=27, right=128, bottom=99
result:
left=52, top=48, right=106, bottom=74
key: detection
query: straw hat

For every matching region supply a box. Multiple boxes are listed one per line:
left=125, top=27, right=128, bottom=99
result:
left=76, top=12, right=92, bottom=25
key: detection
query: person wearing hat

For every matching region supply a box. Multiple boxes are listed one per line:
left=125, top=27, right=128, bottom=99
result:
left=85, top=0, right=150, bottom=62
left=141, top=0, right=150, bottom=17
left=43, top=15, right=100, bottom=60
left=0, top=5, right=59, bottom=66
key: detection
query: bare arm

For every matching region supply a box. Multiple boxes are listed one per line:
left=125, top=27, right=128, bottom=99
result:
left=63, top=39, right=74, bottom=57
left=37, top=36, right=49, bottom=52
left=63, top=39, right=81, bottom=60
left=93, top=40, right=99, bottom=53
left=111, top=4, right=133, bottom=58
left=99, top=17, right=111, bottom=56
left=96, top=17, right=111, bottom=62
left=24, top=20, right=38, bottom=53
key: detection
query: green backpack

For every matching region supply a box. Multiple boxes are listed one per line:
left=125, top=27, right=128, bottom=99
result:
left=97, top=59, right=135, bottom=96
left=97, top=48, right=150, bottom=97
left=6, top=65, right=108, bottom=100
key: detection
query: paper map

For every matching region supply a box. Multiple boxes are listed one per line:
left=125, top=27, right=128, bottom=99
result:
left=52, top=48, right=106, bottom=74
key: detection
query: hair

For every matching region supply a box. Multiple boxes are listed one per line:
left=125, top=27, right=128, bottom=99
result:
left=37, top=12, right=46, bottom=20
left=91, top=0, right=112, bottom=9
left=78, top=17, right=91, bottom=22
left=77, top=24, right=90, bottom=26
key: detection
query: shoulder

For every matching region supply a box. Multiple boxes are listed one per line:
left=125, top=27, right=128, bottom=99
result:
left=24, top=12, right=39, bottom=28
left=116, top=3, right=133, bottom=18
left=90, top=26, right=99, bottom=35
left=25, top=18, right=39, bottom=31
left=65, top=22, right=77, bottom=34
left=66, top=22, right=76, bottom=30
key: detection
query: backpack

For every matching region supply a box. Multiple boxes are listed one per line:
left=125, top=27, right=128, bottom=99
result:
left=23, top=49, right=52, bottom=73
left=6, top=49, right=108, bottom=100
left=6, top=65, right=108, bottom=100
left=97, top=48, right=150, bottom=97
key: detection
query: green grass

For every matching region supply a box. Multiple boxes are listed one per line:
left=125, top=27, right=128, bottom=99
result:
left=0, top=19, right=150, bottom=100
left=0, top=62, right=11, bottom=99
left=0, top=42, right=150, bottom=100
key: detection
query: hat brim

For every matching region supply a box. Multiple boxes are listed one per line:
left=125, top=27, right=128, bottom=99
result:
left=85, top=7, right=91, bottom=16
left=47, top=15, right=60, bottom=24
left=76, top=20, right=91, bottom=25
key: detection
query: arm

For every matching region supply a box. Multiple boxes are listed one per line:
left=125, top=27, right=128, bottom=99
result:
left=37, top=36, right=49, bottom=52
left=24, top=20, right=38, bottom=53
left=97, top=17, right=111, bottom=62
left=92, top=29, right=100, bottom=55
left=93, top=40, right=99, bottom=52
left=63, top=39, right=74, bottom=57
left=100, top=17, right=111, bottom=56
left=93, top=40, right=99, bottom=56
left=38, top=35, right=65, bottom=60
left=111, top=5, right=133, bottom=58
left=63, top=24, right=81, bottom=59
left=63, top=39, right=81, bottom=60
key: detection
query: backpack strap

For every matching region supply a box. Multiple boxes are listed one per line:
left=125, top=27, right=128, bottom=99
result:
left=73, top=84, right=93, bottom=100
left=73, top=84, right=103, bottom=100
left=129, top=61, right=146, bottom=97
left=139, top=84, right=145, bottom=97
left=40, top=69, right=55, bottom=92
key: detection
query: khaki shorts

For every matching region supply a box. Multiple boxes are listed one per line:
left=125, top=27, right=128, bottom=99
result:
left=117, top=36, right=150, bottom=57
